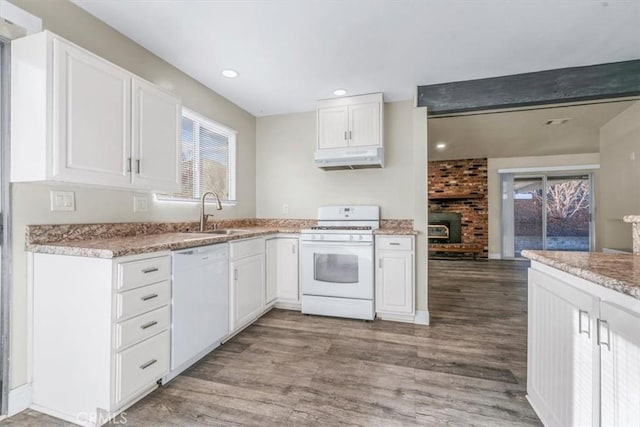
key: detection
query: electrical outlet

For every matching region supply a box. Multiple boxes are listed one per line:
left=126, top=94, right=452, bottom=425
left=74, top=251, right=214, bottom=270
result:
left=133, top=195, right=149, bottom=213
left=631, top=152, right=636, bottom=161
left=282, top=204, right=289, bottom=214
left=50, top=190, right=75, bottom=212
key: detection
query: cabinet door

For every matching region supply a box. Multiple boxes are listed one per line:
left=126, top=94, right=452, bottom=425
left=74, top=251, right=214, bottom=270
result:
left=348, top=102, right=380, bottom=148
left=600, top=301, right=640, bottom=427
left=131, top=78, right=181, bottom=192
left=230, top=254, right=265, bottom=331
left=375, top=250, right=413, bottom=315
left=527, top=269, right=598, bottom=427
left=317, top=106, right=349, bottom=149
left=52, top=38, right=132, bottom=187
left=265, top=239, right=278, bottom=305
left=276, top=238, right=299, bottom=302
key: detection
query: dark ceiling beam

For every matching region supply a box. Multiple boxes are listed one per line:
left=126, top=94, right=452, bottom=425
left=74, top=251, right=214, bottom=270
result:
left=417, top=60, right=640, bottom=116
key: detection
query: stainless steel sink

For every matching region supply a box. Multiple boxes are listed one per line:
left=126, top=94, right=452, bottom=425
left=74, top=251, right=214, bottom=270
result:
left=185, top=229, right=246, bottom=236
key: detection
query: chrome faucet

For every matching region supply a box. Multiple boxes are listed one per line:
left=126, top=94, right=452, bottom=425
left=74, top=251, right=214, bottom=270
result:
left=200, top=191, right=223, bottom=231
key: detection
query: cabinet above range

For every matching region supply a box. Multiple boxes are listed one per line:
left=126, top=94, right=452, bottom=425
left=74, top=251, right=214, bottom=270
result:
left=315, top=93, right=384, bottom=170
left=11, top=31, right=181, bottom=193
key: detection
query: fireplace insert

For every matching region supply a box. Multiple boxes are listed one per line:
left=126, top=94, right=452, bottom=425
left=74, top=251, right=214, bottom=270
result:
left=428, top=212, right=462, bottom=244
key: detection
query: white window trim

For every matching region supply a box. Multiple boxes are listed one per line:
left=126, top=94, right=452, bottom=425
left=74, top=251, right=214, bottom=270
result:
left=156, top=107, right=237, bottom=204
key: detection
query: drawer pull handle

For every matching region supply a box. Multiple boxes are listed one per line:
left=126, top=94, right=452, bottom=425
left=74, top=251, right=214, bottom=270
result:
left=141, top=293, right=158, bottom=301
left=597, top=319, right=611, bottom=351
left=389, top=242, right=401, bottom=246
left=142, top=267, right=159, bottom=274
left=140, top=320, right=158, bottom=330
left=140, top=359, right=157, bottom=370
left=578, top=309, right=590, bottom=337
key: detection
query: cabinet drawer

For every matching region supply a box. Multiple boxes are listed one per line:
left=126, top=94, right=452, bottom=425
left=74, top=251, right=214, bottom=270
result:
left=115, top=330, right=169, bottom=405
left=115, top=305, right=170, bottom=350
left=117, top=255, right=171, bottom=291
left=230, top=238, right=264, bottom=260
left=376, top=236, right=413, bottom=251
left=116, top=280, right=170, bottom=320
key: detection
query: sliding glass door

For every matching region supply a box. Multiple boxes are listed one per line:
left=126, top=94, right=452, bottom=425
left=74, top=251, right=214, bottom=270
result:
left=546, top=176, right=591, bottom=252
left=503, top=173, right=593, bottom=258
left=514, top=177, right=544, bottom=257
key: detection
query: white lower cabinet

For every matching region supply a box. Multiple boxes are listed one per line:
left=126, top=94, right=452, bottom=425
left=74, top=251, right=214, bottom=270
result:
left=265, top=237, right=300, bottom=309
left=31, top=251, right=171, bottom=426
left=599, top=301, right=640, bottom=426
left=265, top=238, right=278, bottom=305
left=527, top=263, right=640, bottom=427
left=229, top=238, right=265, bottom=332
left=375, top=235, right=415, bottom=321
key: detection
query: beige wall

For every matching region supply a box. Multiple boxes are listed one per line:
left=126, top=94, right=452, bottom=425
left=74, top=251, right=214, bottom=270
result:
left=487, top=153, right=601, bottom=258
left=598, top=101, right=640, bottom=251
left=9, top=0, right=256, bottom=389
left=256, top=101, right=414, bottom=219
left=256, top=101, right=429, bottom=311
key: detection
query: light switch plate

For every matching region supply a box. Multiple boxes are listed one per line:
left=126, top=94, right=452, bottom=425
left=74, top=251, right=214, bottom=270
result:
left=133, top=195, right=149, bottom=213
left=50, top=190, right=75, bottom=212
left=282, top=204, right=289, bottom=214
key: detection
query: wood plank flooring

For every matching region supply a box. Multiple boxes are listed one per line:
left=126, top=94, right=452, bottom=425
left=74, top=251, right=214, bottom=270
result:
left=2, top=259, right=540, bottom=426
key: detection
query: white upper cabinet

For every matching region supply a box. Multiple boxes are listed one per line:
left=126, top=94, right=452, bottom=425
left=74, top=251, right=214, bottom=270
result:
left=317, top=106, right=350, bottom=149
left=11, top=31, right=181, bottom=192
left=52, top=37, right=132, bottom=187
left=131, top=78, right=181, bottom=191
left=316, top=93, right=383, bottom=151
left=349, top=101, right=380, bottom=148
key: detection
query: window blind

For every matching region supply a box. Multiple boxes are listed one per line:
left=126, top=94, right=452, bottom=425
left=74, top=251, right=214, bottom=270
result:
left=162, top=109, right=236, bottom=201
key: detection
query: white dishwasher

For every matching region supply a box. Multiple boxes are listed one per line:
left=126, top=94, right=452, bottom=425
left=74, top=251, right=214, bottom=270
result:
left=166, top=244, right=229, bottom=382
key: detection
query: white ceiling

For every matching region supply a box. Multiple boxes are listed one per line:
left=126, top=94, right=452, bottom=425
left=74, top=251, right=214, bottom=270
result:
left=72, top=0, right=640, bottom=117
left=427, top=100, right=636, bottom=161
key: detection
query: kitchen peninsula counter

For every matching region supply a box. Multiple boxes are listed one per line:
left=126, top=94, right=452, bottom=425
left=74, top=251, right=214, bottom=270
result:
left=522, top=249, right=640, bottom=300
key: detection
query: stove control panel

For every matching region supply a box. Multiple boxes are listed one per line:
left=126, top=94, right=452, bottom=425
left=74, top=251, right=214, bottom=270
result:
left=301, top=233, right=373, bottom=242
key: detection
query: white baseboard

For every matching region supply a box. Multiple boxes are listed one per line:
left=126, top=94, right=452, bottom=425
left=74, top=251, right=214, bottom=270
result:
left=274, top=300, right=301, bottom=311
left=8, top=383, right=32, bottom=416
left=376, top=309, right=430, bottom=325
left=489, top=252, right=501, bottom=260
left=414, top=309, right=429, bottom=325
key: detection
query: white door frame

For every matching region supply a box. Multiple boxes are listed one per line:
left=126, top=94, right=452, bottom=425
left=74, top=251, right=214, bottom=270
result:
left=501, top=171, right=596, bottom=258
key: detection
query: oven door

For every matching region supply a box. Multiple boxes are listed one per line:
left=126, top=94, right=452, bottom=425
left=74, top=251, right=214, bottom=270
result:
left=301, top=240, right=373, bottom=300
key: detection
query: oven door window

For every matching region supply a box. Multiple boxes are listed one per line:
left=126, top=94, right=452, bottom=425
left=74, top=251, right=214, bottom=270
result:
left=314, top=253, right=359, bottom=284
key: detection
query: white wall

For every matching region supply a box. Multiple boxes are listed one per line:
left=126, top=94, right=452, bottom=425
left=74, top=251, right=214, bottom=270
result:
left=598, top=101, right=640, bottom=251
left=487, top=153, right=601, bottom=258
left=8, top=0, right=256, bottom=389
left=256, top=101, right=429, bottom=312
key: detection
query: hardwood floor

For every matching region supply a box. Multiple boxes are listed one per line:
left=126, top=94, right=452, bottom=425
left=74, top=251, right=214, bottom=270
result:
left=2, top=259, right=540, bottom=426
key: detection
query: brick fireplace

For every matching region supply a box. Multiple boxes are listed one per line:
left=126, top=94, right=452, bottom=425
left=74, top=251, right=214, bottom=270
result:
left=428, top=158, right=488, bottom=258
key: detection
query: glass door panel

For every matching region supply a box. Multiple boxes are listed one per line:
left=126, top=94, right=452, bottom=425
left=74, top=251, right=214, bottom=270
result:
left=513, top=177, right=544, bottom=257
left=546, top=175, right=591, bottom=251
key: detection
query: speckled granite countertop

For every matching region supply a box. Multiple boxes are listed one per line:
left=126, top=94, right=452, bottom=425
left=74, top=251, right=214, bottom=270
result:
left=522, top=250, right=640, bottom=300
left=26, top=224, right=419, bottom=258
left=27, top=228, right=285, bottom=258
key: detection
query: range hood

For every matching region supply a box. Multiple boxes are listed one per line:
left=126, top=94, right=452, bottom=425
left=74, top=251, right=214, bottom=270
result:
left=314, top=147, right=384, bottom=170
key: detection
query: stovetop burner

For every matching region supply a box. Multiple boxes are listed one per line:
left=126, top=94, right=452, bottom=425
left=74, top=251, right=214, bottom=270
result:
left=310, top=226, right=373, bottom=231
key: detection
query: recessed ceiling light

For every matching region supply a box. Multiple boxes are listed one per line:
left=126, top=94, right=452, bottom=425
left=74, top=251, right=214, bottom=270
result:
left=333, top=89, right=347, bottom=96
left=545, top=117, right=571, bottom=126
left=221, top=69, right=239, bottom=78
left=436, top=142, right=447, bottom=150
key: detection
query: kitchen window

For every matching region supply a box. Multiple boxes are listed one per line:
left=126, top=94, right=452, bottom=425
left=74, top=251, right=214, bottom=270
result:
left=159, top=108, right=236, bottom=202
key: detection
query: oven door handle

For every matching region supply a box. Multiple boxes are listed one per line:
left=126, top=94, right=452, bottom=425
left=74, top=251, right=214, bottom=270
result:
left=300, top=241, right=373, bottom=247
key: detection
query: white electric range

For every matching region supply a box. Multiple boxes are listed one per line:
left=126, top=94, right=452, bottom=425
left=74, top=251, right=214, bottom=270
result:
left=300, top=205, right=379, bottom=320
